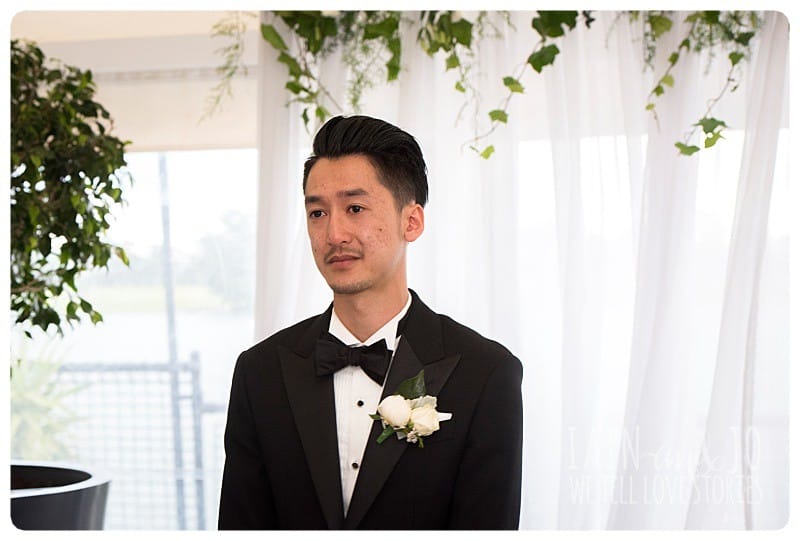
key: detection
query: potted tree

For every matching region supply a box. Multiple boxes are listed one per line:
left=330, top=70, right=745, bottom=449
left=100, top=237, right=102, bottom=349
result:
left=10, top=39, right=131, bottom=530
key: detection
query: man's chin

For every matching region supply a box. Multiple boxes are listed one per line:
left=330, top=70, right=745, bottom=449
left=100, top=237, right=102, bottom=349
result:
left=328, top=279, right=372, bottom=296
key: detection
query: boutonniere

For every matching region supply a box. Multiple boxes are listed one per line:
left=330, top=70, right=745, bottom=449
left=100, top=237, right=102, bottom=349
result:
left=369, top=369, right=452, bottom=448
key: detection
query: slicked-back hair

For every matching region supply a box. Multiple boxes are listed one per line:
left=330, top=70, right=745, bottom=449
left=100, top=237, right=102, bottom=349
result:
left=302, top=115, right=428, bottom=209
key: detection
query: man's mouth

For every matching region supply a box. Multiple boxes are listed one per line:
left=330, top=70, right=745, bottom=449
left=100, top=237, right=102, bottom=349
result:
left=326, top=253, right=360, bottom=266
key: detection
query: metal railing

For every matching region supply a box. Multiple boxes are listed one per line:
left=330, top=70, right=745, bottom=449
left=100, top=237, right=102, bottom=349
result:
left=59, top=352, right=226, bottom=530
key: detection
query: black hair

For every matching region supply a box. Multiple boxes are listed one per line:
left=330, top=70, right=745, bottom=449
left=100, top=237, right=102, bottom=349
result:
left=302, top=115, right=428, bottom=208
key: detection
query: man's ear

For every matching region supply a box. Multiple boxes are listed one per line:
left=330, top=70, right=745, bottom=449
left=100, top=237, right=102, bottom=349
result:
left=403, top=203, right=425, bottom=242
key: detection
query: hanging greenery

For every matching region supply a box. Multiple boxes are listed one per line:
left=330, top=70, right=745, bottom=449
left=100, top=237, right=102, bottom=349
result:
left=10, top=40, right=132, bottom=337
left=210, top=10, right=762, bottom=158
left=634, top=10, right=762, bottom=155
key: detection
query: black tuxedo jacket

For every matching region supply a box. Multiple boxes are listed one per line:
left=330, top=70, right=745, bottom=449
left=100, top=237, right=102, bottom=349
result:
left=218, top=291, right=523, bottom=529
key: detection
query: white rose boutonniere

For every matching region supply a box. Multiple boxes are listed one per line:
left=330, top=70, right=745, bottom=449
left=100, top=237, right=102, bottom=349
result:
left=370, top=370, right=452, bottom=448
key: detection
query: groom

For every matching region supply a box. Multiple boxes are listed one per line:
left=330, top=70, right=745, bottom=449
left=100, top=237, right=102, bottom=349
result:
left=218, top=115, right=522, bottom=529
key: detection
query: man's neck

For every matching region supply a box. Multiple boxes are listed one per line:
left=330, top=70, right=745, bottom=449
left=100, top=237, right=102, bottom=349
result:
left=332, top=285, right=410, bottom=343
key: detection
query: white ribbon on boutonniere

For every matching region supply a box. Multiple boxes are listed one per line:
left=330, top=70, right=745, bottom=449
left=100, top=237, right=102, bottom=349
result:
left=369, top=370, right=452, bottom=448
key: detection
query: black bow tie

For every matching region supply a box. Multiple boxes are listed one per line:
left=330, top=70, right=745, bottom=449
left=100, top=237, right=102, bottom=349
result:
left=314, top=333, right=390, bottom=384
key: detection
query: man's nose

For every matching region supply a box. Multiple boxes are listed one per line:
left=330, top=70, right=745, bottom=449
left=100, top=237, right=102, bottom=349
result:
left=326, top=212, right=351, bottom=245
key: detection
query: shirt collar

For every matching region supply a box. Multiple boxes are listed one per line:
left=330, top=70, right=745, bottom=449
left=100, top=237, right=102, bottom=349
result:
left=329, top=291, right=412, bottom=351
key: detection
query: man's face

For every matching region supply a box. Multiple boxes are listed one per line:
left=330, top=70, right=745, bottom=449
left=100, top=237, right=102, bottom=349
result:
left=304, top=154, right=423, bottom=297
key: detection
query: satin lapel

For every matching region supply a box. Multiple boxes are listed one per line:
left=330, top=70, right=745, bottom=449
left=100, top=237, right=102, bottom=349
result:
left=278, top=309, right=345, bottom=530
left=343, top=337, right=460, bottom=529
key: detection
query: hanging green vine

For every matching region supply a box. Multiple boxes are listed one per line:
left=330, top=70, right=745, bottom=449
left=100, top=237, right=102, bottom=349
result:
left=206, top=10, right=258, bottom=119
left=210, top=10, right=762, bottom=158
left=636, top=11, right=761, bottom=155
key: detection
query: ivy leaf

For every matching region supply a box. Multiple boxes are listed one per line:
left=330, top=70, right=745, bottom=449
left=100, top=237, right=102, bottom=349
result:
left=685, top=12, right=702, bottom=23
left=395, top=369, right=426, bottom=400
left=704, top=131, right=724, bottom=148
left=445, top=52, right=460, bottom=70
left=455, top=81, right=466, bottom=93
left=528, top=44, right=560, bottom=73
left=315, top=105, right=330, bottom=123
left=285, top=81, right=306, bottom=95
left=278, top=52, right=303, bottom=78
left=668, top=52, right=680, bottom=65
left=735, top=32, right=755, bottom=46
left=364, top=16, right=399, bottom=40
left=645, top=103, right=656, bottom=111
left=386, top=37, right=402, bottom=81
left=695, top=117, right=726, bottom=134
left=729, top=51, right=744, bottom=67
left=489, top=109, right=509, bottom=123
left=503, top=76, right=525, bottom=93
left=648, top=14, right=673, bottom=39
left=653, top=84, right=664, bottom=96
left=660, top=74, right=674, bottom=88
left=531, top=11, right=578, bottom=39
left=319, top=15, right=338, bottom=39
left=675, top=142, right=700, bottom=156
left=261, top=23, right=288, bottom=51
left=480, top=145, right=496, bottom=159
left=451, top=19, right=473, bottom=47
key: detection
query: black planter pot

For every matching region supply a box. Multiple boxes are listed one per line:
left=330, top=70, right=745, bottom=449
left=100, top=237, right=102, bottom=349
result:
left=11, top=461, right=110, bottom=530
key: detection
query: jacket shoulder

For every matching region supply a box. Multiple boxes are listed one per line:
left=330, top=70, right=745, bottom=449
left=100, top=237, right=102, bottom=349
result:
left=240, top=312, right=322, bottom=360
left=437, top=314, right=517, bottom=364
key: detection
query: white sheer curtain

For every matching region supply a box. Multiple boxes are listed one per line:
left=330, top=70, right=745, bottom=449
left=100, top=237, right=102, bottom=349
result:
left=252, top=11, right=789, bottom=529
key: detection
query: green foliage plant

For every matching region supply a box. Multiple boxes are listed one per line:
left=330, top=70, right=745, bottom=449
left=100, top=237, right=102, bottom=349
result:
left=210, top=10, right=762, bottom=158
left=10, top=40, right=132, bottom=337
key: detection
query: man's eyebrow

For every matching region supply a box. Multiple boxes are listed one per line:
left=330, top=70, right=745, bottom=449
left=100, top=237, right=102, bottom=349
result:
left=339, top=188, right=369, bottom=198
left=305, top=188, right=369, bottom=205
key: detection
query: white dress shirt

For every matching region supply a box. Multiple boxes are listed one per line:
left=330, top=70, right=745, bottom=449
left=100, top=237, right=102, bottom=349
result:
left=328, top=292, right=412, bottom=516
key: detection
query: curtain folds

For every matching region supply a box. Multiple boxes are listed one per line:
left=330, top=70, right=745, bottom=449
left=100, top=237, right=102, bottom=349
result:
left=683, top=11, right=789, bottom=529
left=253, top=11, right=789, bottom=529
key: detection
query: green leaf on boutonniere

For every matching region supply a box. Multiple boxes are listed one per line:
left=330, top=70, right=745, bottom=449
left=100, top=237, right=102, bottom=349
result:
left=395, top=369, right=426, bottom=400
left=377, top=425, right=396, bottom=444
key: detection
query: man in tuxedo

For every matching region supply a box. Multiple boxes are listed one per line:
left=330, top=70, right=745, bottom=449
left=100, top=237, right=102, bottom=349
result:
left=218, top=115, right=522, bottom=529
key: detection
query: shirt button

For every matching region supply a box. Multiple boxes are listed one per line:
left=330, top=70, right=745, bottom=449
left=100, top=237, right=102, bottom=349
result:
left=357, top=400, right=364, bottom=407
left=351, top=462, right=359, bottom=470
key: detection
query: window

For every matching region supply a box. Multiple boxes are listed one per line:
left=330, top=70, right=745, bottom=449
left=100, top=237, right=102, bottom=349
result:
left=12, top=148, right=257, bottom=529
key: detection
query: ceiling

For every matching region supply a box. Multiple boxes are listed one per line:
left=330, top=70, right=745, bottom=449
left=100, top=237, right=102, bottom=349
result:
left=9, top=10, right=262, bottom=151
left=10, top=11, right=258, bottom=43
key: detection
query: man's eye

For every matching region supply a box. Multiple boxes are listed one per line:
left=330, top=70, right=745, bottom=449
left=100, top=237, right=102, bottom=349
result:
left=309, top=210, right=325, bottom=218
left=349, top=205, right=364, bottom=214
